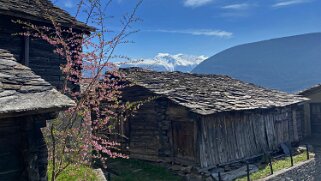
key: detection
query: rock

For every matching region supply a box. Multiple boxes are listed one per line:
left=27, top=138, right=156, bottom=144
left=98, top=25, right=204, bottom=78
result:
left=211, top=164, right=258, bottom=181
left=185, top=174, right=203, bottom=181
left=297, top=146, right=307, bottom=153
left=281, top=143, right=291, bottom=156
left=297, top=144, right=314, bottom=153
left=132, top=169, right=142, bottom=173
left=181, top=166, right=193, bottom=174
left=209, top=167, right=224, bottom=173
left=204, top=176, right=214, bottom=181
left=170, top=165, right=182, bottom=171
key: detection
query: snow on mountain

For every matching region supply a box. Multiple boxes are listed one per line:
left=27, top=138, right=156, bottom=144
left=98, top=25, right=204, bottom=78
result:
left=120, top=53, right=207, bottom=72
left=192, top=32, right=321, bottom=93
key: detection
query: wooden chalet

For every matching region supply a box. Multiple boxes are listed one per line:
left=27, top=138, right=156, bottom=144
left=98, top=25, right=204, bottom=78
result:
left=121, top=68, right=308, bottom=169
left=298, top=84, right=321, bottom=137
left=0, top=50, right=75, bottom=180
left=0, top=0, right=92, bottom=90
left=0, top=0, right=92, bottom=180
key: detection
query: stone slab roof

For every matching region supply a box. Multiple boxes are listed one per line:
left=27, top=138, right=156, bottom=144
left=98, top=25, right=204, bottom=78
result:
left=0, top=49, right=75, bottom=118
left=0, top=0, right=93, bottom=31
left=298, top=84, right=321, bottom=96
left=123, top=68, right=308, bottom=115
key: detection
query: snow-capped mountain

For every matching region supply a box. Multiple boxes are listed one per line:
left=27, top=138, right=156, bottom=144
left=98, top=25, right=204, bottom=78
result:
left=192, top=32, right=321, bottom=93
left=120, top=53, right=207, bottom=72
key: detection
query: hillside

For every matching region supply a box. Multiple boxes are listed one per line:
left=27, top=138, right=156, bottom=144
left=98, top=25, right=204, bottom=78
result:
left=192, top=33, right=321, bottom=93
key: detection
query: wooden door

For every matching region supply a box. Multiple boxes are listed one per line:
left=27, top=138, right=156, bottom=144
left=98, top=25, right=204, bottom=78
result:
left=310, top=103, right=321, bottom=135
left=172, top=121, right=196, bottom=161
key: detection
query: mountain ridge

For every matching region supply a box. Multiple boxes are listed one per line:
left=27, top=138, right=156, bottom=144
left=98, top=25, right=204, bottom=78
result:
left=192, top=32, right=321, bottom=93
left=120, top=53, right=207, bottom=72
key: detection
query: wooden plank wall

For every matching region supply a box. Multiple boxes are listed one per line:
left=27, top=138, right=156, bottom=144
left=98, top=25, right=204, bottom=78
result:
left=128, top=100, right=160, bottom=160
left=0, top=15, right=65, bottom=89
left=0, top=116, right=48, bottom=180
left=199, top=106, right=302, bottom=168
left=166, top=103, right=199, bottom=164
left=295, top=105, right=305, bottom=139
left=29, top=38, right=65, bottom=89
left=122, top=86, right=161, bottom=160
left=0, top=16, right=24, bottom=62
left=0, top=118, right=24, bottom=180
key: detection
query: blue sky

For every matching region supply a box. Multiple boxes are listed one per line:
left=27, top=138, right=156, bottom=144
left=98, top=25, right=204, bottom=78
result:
left=55, top=0, right=321, bottom=60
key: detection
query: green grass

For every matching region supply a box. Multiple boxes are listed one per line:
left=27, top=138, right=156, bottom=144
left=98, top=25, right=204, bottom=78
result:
left=48, top=162, right=98, bottom=181
left=109, top=159, right=183, bottom=181
left=236, top=151, right=311, bottom=181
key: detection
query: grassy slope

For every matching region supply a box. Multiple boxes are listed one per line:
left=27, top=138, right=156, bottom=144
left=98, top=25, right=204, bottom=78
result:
left=109, top=159, right=183, bottom=181
left=47, top=162, right=98, bottom=181
left=236, top=151, right=310, bottom=181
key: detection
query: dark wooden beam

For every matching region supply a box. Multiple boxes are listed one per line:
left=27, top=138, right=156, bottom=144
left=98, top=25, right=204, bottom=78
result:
left=24, top=36, right=30, bottom=66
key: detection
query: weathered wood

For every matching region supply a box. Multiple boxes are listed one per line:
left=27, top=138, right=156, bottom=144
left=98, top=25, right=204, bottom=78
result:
left=199, top=107, right=300, bottom=168
left=0, top=15, right=74, bottom=90
left=123, top=84, right=304, bottom=169
left=211, top=164, right=258, bottom=181
left=0, top=116, right=50, bottom=180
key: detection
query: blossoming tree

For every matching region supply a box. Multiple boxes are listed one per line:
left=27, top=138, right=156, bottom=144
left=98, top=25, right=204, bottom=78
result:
left=18, top=0, right=143, bottom=180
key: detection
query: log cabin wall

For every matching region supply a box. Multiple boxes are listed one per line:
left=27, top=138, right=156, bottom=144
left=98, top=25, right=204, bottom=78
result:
left=165, top=102, right=199, bottom=165
left=199, top=106, right=303, bottom=168
left=128, top=100, right=161, bottom=160
left=0, top=16, right=24, bottom=62
left=122, top=86, right=199, bottom=164
left=0, top=116, right=48, bottom=180
left=0, top=15, right=66, bottom=89
left=299, top=87, right=321, bottom=136
left=29, top=38, right=65, bottom=90
left=122, top=86, right=162, bottom=160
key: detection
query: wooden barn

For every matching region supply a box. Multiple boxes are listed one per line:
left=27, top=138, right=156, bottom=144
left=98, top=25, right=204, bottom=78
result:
left=0, top=0, right=92, bottom=90
left=298, top=84, right=321, bottom=137
left=121, top=68, right=308, bottom=169
left=0, top=50, right=75, bottom=180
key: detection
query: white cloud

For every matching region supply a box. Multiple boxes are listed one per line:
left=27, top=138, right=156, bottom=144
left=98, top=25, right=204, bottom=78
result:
left=64, top=0, right=74, bottom=8
left=151, top=29, right=233, bottom=38
left=184, top=0, right=214, bottom=7
left=272, top=0, right=311, bottom=7
left=221, top=3, right=251, bottom=10
left=119, top=53, right=208, bottom=72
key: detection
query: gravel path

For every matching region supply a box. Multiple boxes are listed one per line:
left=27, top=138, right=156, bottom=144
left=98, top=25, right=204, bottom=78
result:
left=301, top=137, right=321, bottom=180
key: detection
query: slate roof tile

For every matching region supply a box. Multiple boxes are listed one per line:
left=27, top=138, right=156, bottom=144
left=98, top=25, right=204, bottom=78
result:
left=123, top=68, right=308, bottom=115
left=0, top=0, right=93, bottom=31
left=0, top=49, right=75, bottom=117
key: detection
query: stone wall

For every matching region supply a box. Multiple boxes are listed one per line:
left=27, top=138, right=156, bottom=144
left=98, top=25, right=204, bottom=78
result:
left=261, top=158, right=315, bottom=181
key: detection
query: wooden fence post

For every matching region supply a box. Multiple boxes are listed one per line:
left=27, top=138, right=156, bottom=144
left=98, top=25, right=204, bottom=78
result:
left=306, top=144, right=310, bottom=160
left=268, top=155, right=273, bottom=175
left=246, top=162, right=250, bottom=181
left=290, top=149, right=294, bottom=167
left=218, top=171, right=222, bottom=181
